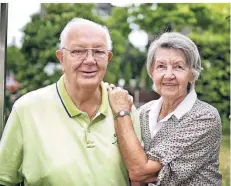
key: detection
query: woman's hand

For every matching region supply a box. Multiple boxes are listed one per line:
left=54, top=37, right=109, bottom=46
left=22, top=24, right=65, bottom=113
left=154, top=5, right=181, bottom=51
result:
left=107, top=84, right=133, bottom=115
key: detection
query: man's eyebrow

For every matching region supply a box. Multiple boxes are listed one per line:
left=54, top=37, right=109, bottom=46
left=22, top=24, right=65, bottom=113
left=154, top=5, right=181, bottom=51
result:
left=68, top=46, right=106, bottom=49
left=93, top=44, right=107, bottom=48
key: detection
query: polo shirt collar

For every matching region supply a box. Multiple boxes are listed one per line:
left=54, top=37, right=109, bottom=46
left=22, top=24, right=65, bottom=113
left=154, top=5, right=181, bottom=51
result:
left=56, top=75, right=109, bottom=118
left=98, top=81, right=109, bottom=116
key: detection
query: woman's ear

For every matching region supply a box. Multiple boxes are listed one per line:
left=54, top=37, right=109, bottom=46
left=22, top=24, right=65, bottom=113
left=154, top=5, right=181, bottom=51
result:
left=189, top=72, right=195, bottom=84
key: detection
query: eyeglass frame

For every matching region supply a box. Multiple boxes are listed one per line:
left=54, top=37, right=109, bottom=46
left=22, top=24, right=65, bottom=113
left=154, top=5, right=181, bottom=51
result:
left=62, top=47, right=111, bottom=61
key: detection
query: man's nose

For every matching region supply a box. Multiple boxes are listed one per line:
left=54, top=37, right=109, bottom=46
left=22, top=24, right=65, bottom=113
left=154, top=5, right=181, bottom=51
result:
left=83, top=50, right=96, bottom=64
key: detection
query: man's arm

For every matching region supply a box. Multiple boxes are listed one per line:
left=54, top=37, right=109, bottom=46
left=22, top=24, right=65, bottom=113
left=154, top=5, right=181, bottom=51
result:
left=0, top=107, right=23, bottom=185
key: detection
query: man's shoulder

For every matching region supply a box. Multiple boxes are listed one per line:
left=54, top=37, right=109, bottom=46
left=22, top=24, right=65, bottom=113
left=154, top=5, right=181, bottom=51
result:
left=14, top=83, right=56, bottom=109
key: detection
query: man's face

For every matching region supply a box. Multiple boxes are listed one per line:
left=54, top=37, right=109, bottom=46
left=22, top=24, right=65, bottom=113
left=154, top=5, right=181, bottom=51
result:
left=56, top=24, right=112, bottom=89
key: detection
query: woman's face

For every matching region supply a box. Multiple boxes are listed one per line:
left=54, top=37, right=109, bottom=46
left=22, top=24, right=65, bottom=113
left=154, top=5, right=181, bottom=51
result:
left=151, top=48, right=193, bottom=100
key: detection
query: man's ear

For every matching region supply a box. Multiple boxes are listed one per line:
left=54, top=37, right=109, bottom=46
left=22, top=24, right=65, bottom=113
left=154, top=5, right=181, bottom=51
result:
left=56, top=49, right=63, bottom=63
left=107, top=51, right=113, bottom=62
left=56, top=49, right=65, bottom=72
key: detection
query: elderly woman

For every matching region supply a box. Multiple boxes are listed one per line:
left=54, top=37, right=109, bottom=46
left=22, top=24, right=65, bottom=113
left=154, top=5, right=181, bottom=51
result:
left=108, top=32, right=222, bottom=186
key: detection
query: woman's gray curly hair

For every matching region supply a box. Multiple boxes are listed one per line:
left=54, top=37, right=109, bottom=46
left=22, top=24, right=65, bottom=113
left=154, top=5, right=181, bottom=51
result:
left=146, top=32, right=203, bottom=82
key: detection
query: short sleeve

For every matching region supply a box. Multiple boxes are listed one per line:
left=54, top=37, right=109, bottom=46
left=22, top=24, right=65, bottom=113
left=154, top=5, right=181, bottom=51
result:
left=0, top=107, right=23, bottom=185
left=147, top=112, right=222, bottom=185
left=131, top=105, right=142, bottom=143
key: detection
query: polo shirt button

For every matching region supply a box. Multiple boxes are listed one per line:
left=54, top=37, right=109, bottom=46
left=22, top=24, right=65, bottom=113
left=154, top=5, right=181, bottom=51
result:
left=86, top=143, right=95, bottom=148
left=87, top=140, right=94, bottom=144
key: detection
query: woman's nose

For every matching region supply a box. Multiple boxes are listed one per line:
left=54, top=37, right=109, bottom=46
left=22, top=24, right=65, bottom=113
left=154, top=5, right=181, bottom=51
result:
left=164, top=67, right=175, bottom=79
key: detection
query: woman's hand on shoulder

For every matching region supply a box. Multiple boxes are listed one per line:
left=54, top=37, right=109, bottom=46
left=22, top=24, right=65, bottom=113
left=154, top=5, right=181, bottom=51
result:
left=106, top=83, right=133, bottom=115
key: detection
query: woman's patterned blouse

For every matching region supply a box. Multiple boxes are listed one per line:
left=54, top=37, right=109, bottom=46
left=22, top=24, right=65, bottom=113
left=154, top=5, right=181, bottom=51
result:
left=139, top=99, right=222, bottom=186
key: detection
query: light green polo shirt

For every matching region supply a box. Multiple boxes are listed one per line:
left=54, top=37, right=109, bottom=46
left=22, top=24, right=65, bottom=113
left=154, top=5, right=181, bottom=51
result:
left=0, top=75, right=141, bottom=186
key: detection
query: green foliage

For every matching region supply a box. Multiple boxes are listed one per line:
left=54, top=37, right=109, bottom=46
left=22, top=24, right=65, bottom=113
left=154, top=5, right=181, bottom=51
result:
left=120, top=42, right=146, bottom=87
left=5, top=46, right=26, bottom=120
left=6, top=46, right=26, bottom=71
left=130, top=3, right=230, bottom=132
left=219, top=135, right=230, bottom=186
left=6, top=3, right=230, bottom=133
left=104, top=6, right=131, bottom=84
left=191, top=31, right=230, bottom=133
left=20, top=3, right=103, bottom=94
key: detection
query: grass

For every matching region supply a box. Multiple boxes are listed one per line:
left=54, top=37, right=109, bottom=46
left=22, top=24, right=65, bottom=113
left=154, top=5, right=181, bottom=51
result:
left=219, top=134, right=230, bottom=186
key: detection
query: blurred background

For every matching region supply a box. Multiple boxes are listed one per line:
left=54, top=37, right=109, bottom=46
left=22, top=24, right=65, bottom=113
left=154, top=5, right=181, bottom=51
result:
left=5, top=3, right=230, bottom=185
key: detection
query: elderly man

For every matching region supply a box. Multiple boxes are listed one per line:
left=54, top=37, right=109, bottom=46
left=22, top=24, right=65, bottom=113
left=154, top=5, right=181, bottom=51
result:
left=0, top=18, right=141, bottom=186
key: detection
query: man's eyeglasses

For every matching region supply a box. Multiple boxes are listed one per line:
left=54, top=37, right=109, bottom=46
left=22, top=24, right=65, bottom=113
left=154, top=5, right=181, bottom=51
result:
left=62, top=47, right=109, bottom=61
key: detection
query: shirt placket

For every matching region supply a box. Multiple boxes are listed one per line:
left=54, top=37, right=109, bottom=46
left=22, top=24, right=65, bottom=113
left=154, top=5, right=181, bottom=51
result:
left=76, top=112, right=101, bottom=148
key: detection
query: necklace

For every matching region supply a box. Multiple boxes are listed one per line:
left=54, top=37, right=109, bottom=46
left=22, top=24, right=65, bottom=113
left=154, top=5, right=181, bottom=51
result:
left=93, top=102, right=100, bottom=117
left=75, top=90, right=101, bottom=119
left=92, top=89, right=101, bottom=116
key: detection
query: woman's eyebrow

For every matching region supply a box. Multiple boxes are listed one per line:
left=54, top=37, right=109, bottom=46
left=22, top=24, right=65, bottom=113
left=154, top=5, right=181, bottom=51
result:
left=155, top=60, right=166, bottom=64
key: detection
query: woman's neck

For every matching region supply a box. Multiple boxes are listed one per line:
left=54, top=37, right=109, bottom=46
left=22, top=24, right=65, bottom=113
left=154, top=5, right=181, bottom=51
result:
left=159, top=94, right=186, bottom=121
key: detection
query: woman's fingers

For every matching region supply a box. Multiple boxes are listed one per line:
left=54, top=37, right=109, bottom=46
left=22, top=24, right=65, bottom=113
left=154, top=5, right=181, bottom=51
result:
left=107, top=84, right=133, bottom=113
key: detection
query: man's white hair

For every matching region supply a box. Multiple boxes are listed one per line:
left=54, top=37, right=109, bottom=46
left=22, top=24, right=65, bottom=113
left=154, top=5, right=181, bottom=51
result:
left=59, top=18, right=112, bottom=50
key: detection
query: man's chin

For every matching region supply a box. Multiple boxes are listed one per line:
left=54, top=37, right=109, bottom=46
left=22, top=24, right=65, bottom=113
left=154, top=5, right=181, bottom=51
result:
left=76, top=79, right=101, bottom=89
